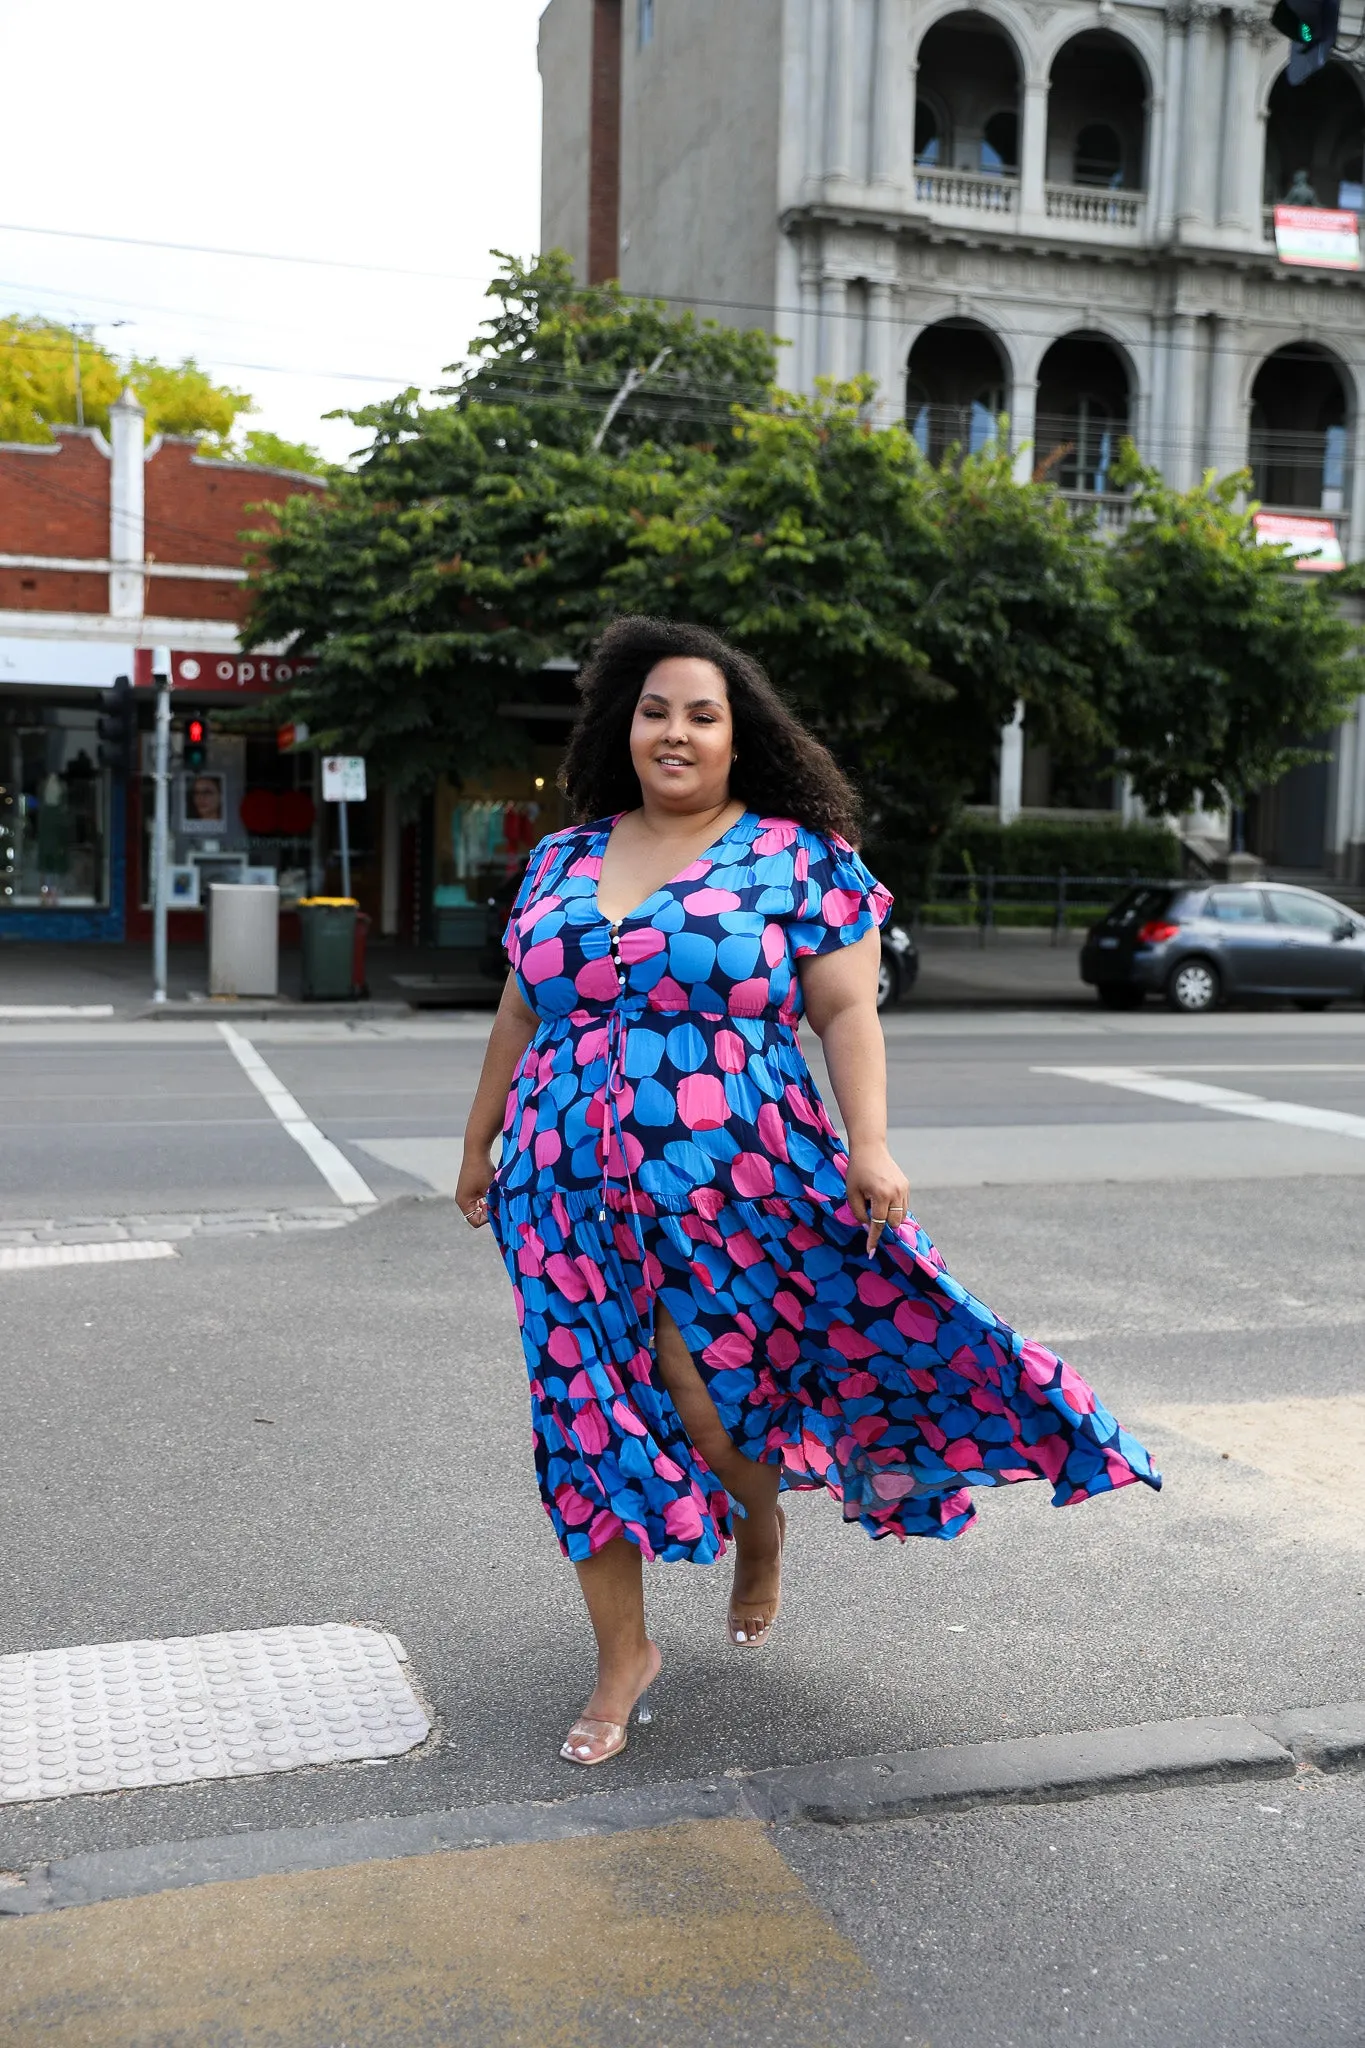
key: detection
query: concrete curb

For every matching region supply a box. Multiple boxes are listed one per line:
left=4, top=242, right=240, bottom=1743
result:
left=3, top=1701, right=1361, bottom=1919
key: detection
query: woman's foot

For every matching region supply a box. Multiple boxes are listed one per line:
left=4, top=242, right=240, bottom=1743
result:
left=559, top=1639, right=662, bottom=1767
left=728, top=1502, right=786, bottom=1648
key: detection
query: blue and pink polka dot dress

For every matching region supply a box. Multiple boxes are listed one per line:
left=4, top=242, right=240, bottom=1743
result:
left=488, top=811, right=1160, bottom=1565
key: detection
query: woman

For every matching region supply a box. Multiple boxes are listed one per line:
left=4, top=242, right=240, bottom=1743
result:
left=457, top=617, right=1159, bottom=1768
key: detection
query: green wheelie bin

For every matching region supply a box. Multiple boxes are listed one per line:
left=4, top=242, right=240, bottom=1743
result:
left=298, top=897, right=359, bottom=1000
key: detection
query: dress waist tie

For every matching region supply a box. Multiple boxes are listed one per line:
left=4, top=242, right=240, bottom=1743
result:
left=599, top=999, right=646, bottom=1257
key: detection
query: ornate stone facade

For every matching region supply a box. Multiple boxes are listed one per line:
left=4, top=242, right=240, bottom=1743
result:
left=540, top=0, right=1365, bottom=874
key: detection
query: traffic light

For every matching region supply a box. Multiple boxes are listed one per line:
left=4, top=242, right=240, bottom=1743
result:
left=184, top=715, right=210, bottom=771
left=97, top=675, right=137, bottom=778
left=1272, top=0, right=1339, bottom=83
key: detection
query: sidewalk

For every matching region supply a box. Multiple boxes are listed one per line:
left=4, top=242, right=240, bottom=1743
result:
left=0, top=939, right=504, bottom=1019
left=0, top=928, right=1092, bottom=1018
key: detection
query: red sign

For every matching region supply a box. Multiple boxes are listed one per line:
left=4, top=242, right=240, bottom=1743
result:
left=1253, top=511, right=1344, bottom=573
left=1272, top=206, right=1362, bottom=272
left=132, top=650, right=315, bottom=693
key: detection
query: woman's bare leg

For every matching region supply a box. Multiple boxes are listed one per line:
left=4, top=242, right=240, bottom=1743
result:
left=571, top=1539, right=661, bottom=1738
left=653, top=1302, right=784, bottom=1640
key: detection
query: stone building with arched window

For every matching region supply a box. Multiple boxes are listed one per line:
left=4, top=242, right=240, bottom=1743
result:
left=540, top=0, right=1365, bottom=880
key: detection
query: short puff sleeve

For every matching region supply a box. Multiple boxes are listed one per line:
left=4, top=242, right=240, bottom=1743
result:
left=788, top=830, right=893, bottom=958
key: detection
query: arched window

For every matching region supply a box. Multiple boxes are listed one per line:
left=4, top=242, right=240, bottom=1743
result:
left=1074, top=123, right=1123, bottom=187
left=981, top=109, right=1018, bottom=173
left=1249, top=344, right=1350, bottom=510
left=915, top=100, right=941, bottom=167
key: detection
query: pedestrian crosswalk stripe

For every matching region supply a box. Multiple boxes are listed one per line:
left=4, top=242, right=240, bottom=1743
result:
left=0, top=1242, right=178, bottom=1272
left=217, top=1023, right=378, bottom=1208
left=0, top=1625, right=429, bottom=1806
left=1038, top=1065, right=1365, bottom=1142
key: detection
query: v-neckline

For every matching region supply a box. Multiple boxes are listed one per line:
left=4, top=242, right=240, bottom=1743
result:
left=593, top=809, right=753, bottom=927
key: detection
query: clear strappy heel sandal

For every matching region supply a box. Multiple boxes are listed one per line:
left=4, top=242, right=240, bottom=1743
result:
left=728, top=1503, right=786, bottom=1649
left=559, top=1646, right=661, bottom=1766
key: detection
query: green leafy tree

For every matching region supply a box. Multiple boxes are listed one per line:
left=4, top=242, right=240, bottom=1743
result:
left=455, top=250, right=777, bottom=456
left=246, top=254, right=777, bottom=789
left=232, top=429, right=330, bottom=475
left=0, top=314, right=326, bottom=471
left=0, top=315, right=253, bottom=444
left=612, top=381, right=1117, bottom=891
left=1105, top=450, right=1363, bottom=815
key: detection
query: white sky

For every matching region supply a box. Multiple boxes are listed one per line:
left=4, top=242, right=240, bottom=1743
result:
left=2, top=0, right=548, bottom=462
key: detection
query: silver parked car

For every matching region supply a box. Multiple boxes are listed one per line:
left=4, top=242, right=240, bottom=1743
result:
left=1080, top=881, right=1365, bottom=1013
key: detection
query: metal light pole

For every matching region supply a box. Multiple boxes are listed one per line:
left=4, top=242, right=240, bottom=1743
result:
left=337, top=797, right=352, bottom=899
left=151, top=648, right=171, bottom=1004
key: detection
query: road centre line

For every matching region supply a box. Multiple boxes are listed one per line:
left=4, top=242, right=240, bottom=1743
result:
left=216, top=1024, right=377, bottom=1207
left=1037, top=1066, right=1365, bottom=1143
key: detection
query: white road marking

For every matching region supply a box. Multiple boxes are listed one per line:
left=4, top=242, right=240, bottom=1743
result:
left=1038, top=1065, right=1365, bottom=1143
left=1134, top=1064, right=1365, bottom=1075
left=0, top=1624, right=428, bottom=1805
left=890, top=1118, right=1365, bottom=1187
left=0, top=1242, right=178, bottom=1272
left=0, top=1004, right=114, bottom=1019
left=217, top=1023, right=377, bottom=1207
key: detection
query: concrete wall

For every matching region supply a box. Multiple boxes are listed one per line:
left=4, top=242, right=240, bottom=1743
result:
left=616, top=0, right=784, bottom=327
left=538, top=0, right=594, bottom=276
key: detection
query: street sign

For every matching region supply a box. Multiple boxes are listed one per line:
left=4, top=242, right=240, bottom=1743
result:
left=322, top=756, right=367, bottom=803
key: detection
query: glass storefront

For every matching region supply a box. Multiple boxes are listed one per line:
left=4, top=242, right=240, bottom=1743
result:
left=432, top=762, right=566, bottom=947
left=0, top=706, right=110, bottom=910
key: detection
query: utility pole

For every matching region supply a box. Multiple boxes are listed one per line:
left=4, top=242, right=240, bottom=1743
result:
left=151, top=647, right=171, bottom=1004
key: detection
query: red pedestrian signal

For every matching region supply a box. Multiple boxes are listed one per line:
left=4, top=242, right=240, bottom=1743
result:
left=184, top=717, right=209, bottom=771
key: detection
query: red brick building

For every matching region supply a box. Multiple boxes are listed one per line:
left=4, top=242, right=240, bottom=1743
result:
left=0, top=391, right=340, bottom=942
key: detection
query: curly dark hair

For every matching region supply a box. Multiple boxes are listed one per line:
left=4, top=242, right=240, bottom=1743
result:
left=561, top=616, right=861, bottom=842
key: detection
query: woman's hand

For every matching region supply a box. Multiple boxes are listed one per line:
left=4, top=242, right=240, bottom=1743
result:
left=455, top=1146, right=496, bottom=1229
left=845, top=1141, right=911, bottom=1257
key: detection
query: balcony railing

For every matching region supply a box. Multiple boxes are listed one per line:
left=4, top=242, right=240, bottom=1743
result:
left=1059, top=490, right=1133, bottom=531
left=1045, top=184, right=1144, bottom=230
left=913, top=167, right=1017, bottom=214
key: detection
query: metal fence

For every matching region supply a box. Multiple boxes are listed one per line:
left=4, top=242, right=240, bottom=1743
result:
left=917, top=871, right=1175, bottom=946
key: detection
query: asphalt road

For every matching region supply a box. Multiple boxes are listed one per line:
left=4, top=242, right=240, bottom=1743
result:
left=2, top=1006, right=1363, bottom=2041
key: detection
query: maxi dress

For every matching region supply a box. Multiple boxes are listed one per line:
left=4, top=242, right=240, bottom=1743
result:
left=487, top=811, right=1160, bottom=1565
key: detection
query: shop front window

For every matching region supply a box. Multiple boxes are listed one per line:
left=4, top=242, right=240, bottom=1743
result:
left=1, top=713, right=109, bottom=909
left=433, top=789, right=547, bottom=947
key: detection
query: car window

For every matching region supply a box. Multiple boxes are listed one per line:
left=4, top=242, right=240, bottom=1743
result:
left=1266, top=890, right=1345, bottom=933
left=1206, top=889, right=1268, bottom=924
left=1103, top=886, right=1174, bottom=929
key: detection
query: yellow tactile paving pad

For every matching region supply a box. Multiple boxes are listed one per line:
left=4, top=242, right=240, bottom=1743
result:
left=0, top=1818, right=890, bottom=2047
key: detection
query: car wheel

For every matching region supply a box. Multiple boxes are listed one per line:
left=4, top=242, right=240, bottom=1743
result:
left=1096, top=985, right=1145, bottom=1010
left=1292, top=998, right=1332, bottom=1012
left=876, top=954, right=899, bottom=1011
left=1166, top=957, right=1221, bottom=1013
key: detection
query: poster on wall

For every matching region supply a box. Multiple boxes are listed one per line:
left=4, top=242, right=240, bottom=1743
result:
left=1272, top=206, right=1362, bottom=271
left=177, top=770, right=229, bottom=830
left=1252, top=511, right=1345, bottom=572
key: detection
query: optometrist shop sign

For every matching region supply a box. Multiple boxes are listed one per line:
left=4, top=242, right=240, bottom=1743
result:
left=131, top=650, right=316, bottom=694
left=1272, top=206, right=1362, bottom=271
